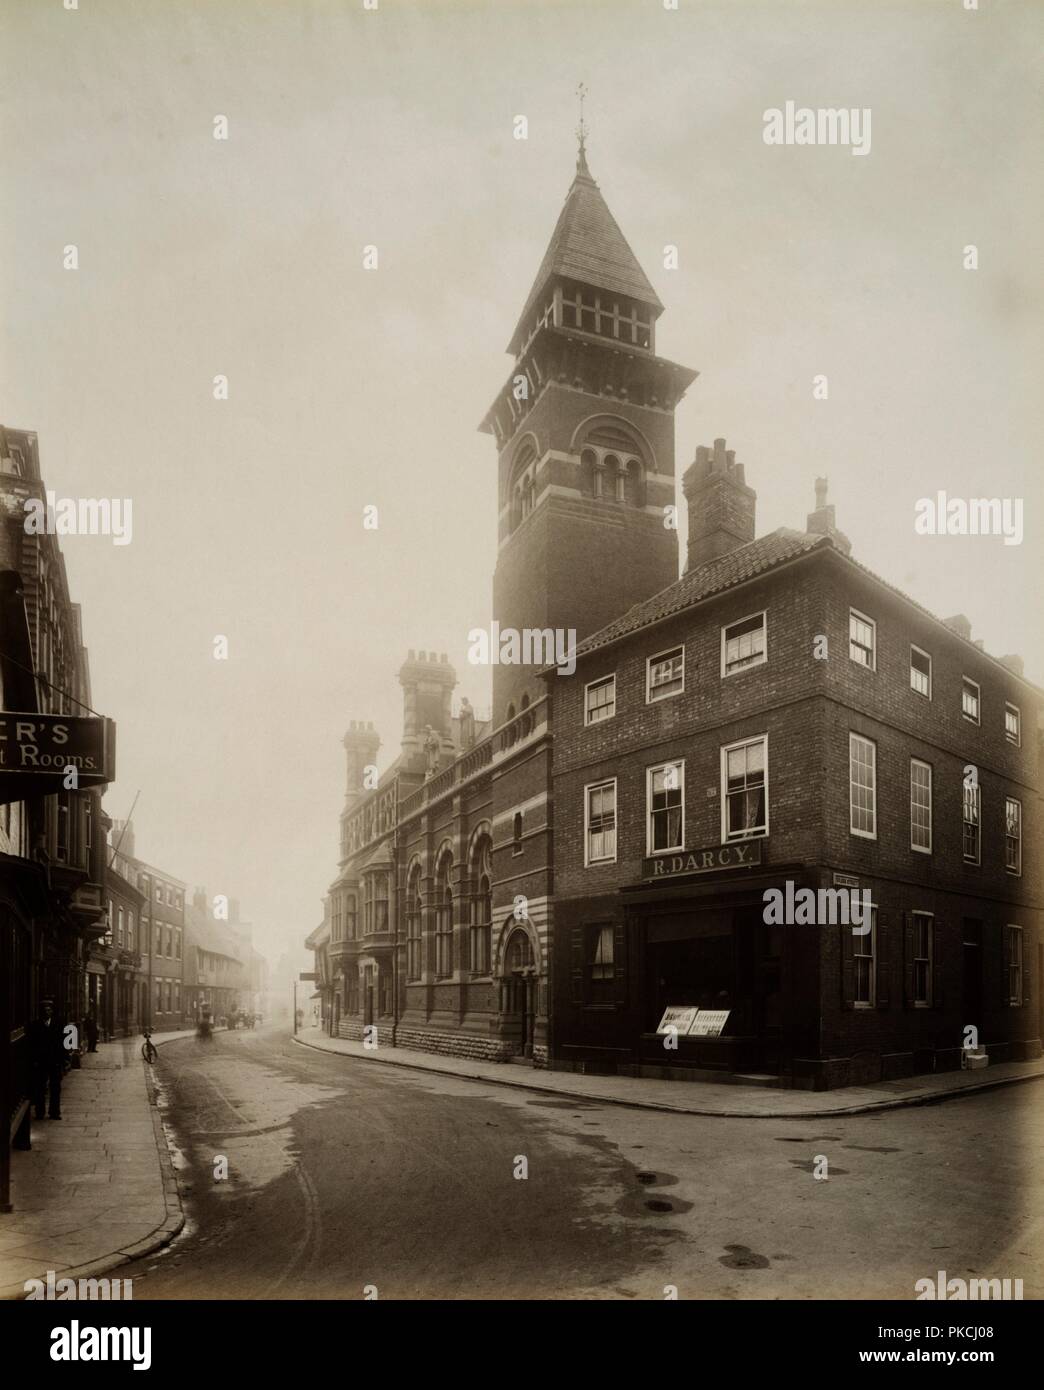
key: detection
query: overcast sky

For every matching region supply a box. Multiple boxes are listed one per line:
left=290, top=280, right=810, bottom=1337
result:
left=2, top=0, right=1040, bottom=965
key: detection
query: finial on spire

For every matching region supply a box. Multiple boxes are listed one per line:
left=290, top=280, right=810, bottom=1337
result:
left=575, top=82, right=590, bottom=177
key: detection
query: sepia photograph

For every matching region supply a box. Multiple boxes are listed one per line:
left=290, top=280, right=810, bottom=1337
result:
left=0, top=0, right=1040, bottom=1363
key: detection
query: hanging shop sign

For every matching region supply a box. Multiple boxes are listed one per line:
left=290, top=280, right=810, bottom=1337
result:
left=0, top=714, right=115, bottom=796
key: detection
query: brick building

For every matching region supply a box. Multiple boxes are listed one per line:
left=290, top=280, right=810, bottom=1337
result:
left=304, top=146, right=1040, bottom=1088
left=312, top=144, right=696, bottom=1065
left=109, top=821, right=187, bottom=1032
left=551, top=451, right=1041, bottom=1087
left=89, top=841, right=147, bottom=1040
left=1, top=425, right=113, bottom=1204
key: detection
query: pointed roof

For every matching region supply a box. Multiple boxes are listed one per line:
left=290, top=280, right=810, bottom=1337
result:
left=507, top=155, right=664, bottom=356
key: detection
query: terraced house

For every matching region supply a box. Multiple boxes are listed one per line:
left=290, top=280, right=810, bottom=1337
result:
left=305, top=146, right=1040, bottom=1088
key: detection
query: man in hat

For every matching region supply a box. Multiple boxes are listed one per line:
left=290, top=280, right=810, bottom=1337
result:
left=28, top=998, right=67, bottom=1120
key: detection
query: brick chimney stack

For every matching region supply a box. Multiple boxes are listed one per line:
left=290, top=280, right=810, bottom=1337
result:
left=805, top=476, right=851, bottom=555
left=943, top=614, right=973, bottom=641
left=112, top=818, right=135, bottom=861
left=681, top=438, right=756, bottom=572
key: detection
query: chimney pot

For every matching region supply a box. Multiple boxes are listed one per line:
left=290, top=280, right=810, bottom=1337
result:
left=944, top=614, right=973, bottom=641
left=682, top=438, right=756, bottom=571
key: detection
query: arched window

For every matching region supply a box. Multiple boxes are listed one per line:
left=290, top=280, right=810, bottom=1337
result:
left=512, top=812, right=523, bottom=855
left=506, top=703, right=516, bottom=723
left=604, top=454, right=624, bottom=502
left=626, top=458, right=644, bottom=507
left=508, top=443, right=537, bottom=532
left=344, top=893, right=357, bottom=941
left=506, top=929, right=534, bottom=974
left=406, top=864, right=422, bottom=981
left=435, top=851, right=454, bottom=978
left=580, top=448, right=597, bottom=496
left=468, top=836, right=493, bottom=975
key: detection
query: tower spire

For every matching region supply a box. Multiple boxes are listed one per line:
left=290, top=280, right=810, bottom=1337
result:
left=575, top=82, right=591, bottom=178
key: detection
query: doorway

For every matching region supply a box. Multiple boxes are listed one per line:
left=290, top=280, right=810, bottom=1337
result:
left=963, top=920, right=983, bottom=1042
left=505, top=929, right=534, bottom=1058
left=363, top=965, right=375, bottom=1027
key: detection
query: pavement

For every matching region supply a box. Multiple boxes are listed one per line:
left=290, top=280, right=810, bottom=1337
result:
left=0, top=1029, right=192, bottom=1301
left=292, top=1026, right=1044, bottom=1118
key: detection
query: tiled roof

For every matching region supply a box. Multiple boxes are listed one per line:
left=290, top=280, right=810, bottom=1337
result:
left=508, top=162, right=663, bottom=355
left=569, top=529, right=831, bottom=662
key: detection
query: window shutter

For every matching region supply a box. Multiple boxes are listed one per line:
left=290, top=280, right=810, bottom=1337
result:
left=1022, top=936, right=1031, bottom=1007
left=1000, top=924, right=1011, bottom=1007
left=841, top=922, right=855, bottom=1008
left=570, top=926, right=585, bottom=1005
left=876, top=913, right=890, bottom=1009
left=932, top=919, right=944, bottom=1008
left=614, top=921, right=627, bottom=1005
left=902, top=912, right=915, bottom=1007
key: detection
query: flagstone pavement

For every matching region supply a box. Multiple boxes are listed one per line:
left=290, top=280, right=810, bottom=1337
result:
left=0, top=1032, right=190, bottom=1300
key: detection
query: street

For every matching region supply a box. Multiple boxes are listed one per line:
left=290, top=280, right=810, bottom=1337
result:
left=120, top=1030, right=1043, bottom=1301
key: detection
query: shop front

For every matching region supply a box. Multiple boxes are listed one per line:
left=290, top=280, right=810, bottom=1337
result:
left=555, top=841, right=821, bottom=1085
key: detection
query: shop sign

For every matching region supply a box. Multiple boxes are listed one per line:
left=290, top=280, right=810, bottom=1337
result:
left=655, top=1007, right=731, bottom=1038
left=0, top=714, right=115, bottom=791
left=643, top=840, right=762, bottom=881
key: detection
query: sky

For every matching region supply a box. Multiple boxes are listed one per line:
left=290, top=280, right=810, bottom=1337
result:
left=1, top=0, right=1040, bottom=967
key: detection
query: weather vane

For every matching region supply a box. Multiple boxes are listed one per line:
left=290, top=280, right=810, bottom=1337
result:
left=576, top=82, right=588, bottom=166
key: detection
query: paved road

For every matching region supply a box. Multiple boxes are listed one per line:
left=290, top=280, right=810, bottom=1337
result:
left=122, top=1028, right=1042, bottom=1300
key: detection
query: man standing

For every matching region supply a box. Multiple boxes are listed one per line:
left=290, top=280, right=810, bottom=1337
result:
left=84, top=1012, right=99, bottom=1053
left=28, top=999, right=66, bottom=1120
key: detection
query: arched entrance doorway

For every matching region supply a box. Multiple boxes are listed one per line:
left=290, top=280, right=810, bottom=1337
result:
left=503, top=927, right=536, bottom=1059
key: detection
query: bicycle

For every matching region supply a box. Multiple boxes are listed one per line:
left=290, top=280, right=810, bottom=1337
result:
left=141, top=1030, right=158, bottom=1064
